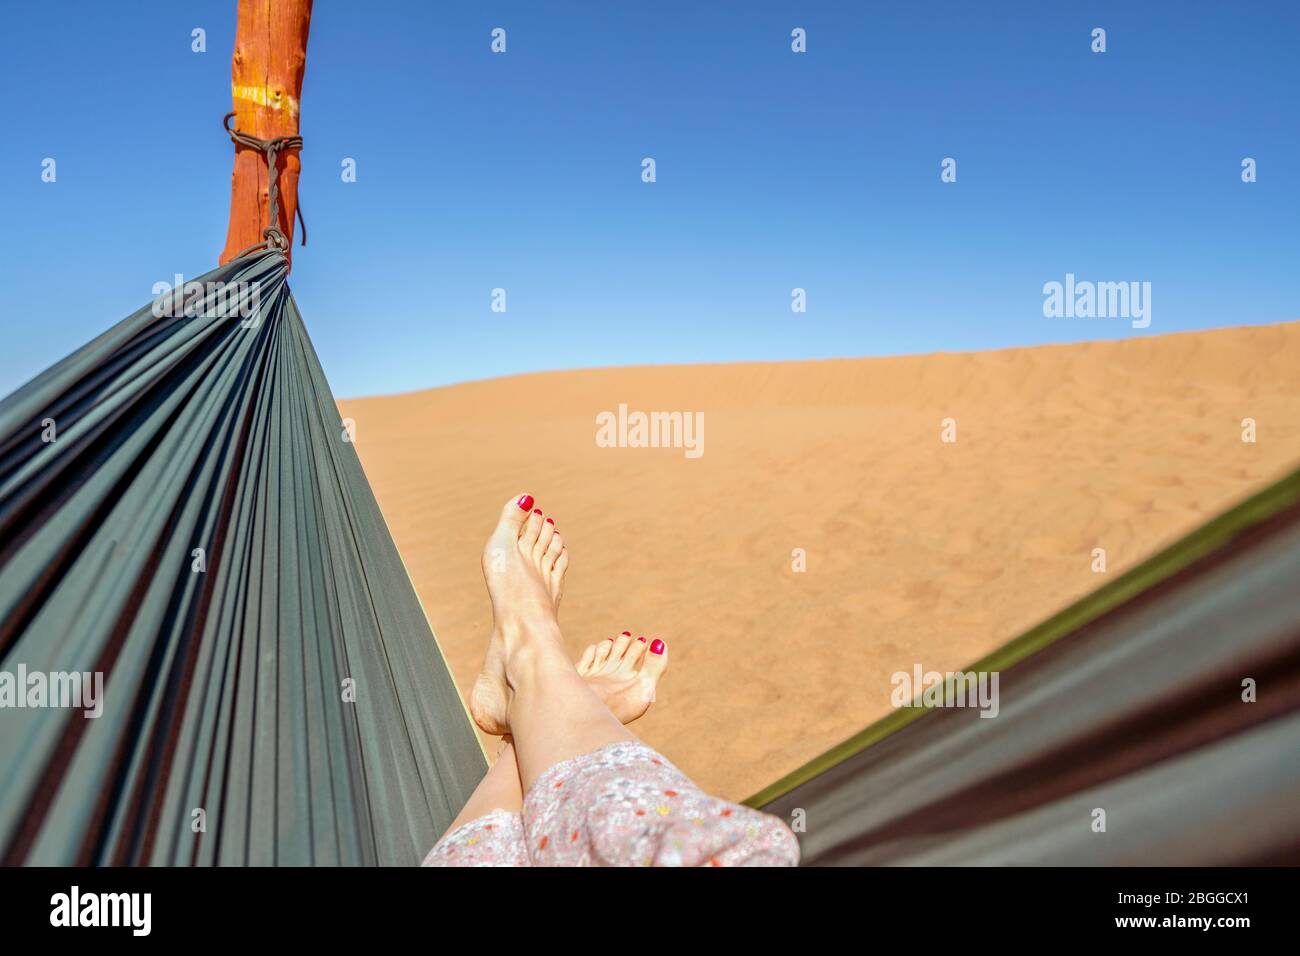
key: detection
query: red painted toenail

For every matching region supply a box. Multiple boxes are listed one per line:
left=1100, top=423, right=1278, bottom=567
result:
left=650, top=639, right=665, bottom=655
left=621, top=631, right=632, bottom=636
left=545, top=517, right=554, bottom=524
left=517, top=495, right=533, bottom=511
left=533, top=508, right=543, bottom=515
left=637, top=636, right=647, bottom=643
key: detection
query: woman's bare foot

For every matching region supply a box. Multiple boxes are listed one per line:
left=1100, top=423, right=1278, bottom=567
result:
left=576, top=632, right=669, bottom=724
left=470, top=495, right=569, bottom=736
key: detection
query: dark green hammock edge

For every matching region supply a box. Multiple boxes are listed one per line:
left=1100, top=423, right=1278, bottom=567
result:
left=750, top=462, right=1300, bottom=864
left=0, top=252, right=486, bottom=865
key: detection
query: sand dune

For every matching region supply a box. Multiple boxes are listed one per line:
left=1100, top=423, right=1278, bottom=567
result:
left=338, top=322, right=1300, bottom=801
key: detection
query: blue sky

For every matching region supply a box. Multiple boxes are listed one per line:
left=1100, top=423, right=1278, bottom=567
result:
left=2, top=1, right=1296, bottom=398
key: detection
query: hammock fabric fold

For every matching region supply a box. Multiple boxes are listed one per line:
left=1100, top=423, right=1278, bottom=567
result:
left=0, top=251, right=486, bottom=865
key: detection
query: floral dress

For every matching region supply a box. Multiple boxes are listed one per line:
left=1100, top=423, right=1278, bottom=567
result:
left=423, top=742, right=800, bottom=867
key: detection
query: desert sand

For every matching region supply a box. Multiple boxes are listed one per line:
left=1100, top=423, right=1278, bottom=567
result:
left=338, top=322, right=1300, bottom=801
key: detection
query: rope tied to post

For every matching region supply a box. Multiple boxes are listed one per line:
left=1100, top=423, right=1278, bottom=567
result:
left=224, top=112, right=307, bottom=259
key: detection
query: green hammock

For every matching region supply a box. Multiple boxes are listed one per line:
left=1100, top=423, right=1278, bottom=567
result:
left=0, top=251, right=486, bottom=865
left=4, top=246, right=1295, bottom=865
left=750, top=464, right=1300, bottom=865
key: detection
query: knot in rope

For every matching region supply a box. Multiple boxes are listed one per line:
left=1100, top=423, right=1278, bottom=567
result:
left=224, top=112, right=307, bottom=259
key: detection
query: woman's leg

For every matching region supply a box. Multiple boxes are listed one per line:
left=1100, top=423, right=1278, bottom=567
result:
left=470, top=495, right=638, bottom=791
left=422, top=738, right=529, bottom=867
left=424, top=627, right=674, bottom=867
left=444, top=609, right=677, bottom=841
left=468, top=495, right=798, bottom=866
left=507, top=621, right=639, bottom=791
left=441, top=738, right=523, bottom=836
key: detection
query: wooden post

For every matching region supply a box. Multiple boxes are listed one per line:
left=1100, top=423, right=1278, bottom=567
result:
left=219, top=0, right=313, bottom=270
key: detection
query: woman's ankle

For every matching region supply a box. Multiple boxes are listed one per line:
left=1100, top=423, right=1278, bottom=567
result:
left=503, top=625, right=570, bottom=688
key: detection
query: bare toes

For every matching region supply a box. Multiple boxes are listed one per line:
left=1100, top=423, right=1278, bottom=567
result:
left=603, top=632, right=633, bottom=673
left=534, top=516, right=556, bottom=564
left=518, top=506, right=545, bottom=554
left=640, top=638, right=669, bottom=679
left=591, top=638, right=615, bottom=669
